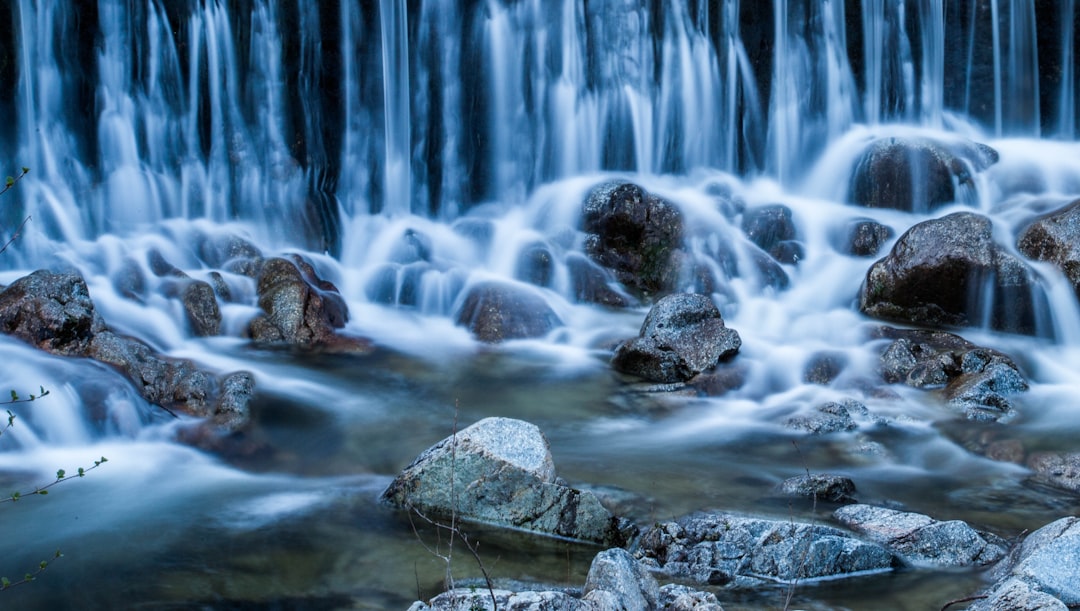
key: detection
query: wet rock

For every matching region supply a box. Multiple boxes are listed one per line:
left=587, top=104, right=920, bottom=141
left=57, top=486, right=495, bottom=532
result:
left=688, top=364, right=747, bottom=396
left=977, top=517, right=1080, bottom=608
left=611, top=293, right=741, bottom=383
left=860, top=212, right=1040, bottom=334
left=833, top=504, right=1007, bottom=567
left=836, top=218, right=893, bottom=257
left=785, top=400, right=862, bottom=434
left=198, top=233, right=264, bottom=273
left=581, top=548, right=659, bottom=609
left=181, top=280, right=222, bottom=337
left=515, top=242, right=555, bottom=288
left=872, top=327, right=1028, bottom=421
left=803, top=351, right=848, bottom=385
left=749, top=248, right=790, bottom=290
left=848, top=136, right=998, bottom=212
left=566, top=253, right=636, bottom=308
left=636, top=512, right=897, bottom=587
left=389, top=228, right=433, bottom=264
left=1026, top=452, right=1080, bottom=493
left=455, top=281, right=563, bottom=342
left=248, top=256, right=349, bottom=346
left=1017, top=198, right=1080, bottom=299
left=658, top=584, right=725, bottom=611
left=381, top=417, right=635, bottom=546
left=213, top=371, right=255, bottom=430
left=742, top=204, right=803, bottom=265
left=0, top=270, right=106, bottom=355
left=777, top=474, right=857, bottom=504
left=583, top=181, right=684, bottom=298
left=408, top=588, right=580, bottom=611
left=147, top=249, right=186, bottom=278
left=969, top=577, right=1069, bottom=611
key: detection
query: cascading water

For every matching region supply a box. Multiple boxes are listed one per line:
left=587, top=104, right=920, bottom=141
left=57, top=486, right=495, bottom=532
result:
left=2, top=1, right=1080, bottom=609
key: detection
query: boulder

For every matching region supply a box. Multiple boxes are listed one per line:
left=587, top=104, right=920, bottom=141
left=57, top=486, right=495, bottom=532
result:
left=657, top=585, right=725, bottom=611
left=835, top=218, right=893, bottom=257
left=381, top=417, right=635, bottom=546
left=515, top=242, right=555, bottom=288
left=0, top=270, right=106, bottom=355
left=968, top=577, right=1069, bottom=611
left=860, top=212, right=1040, bottom=334
left=1017, top=198, right=1080, bottom=299
left=832, top=504, right=1007, bottom=567
left=785, top=400, right=864, bottom=434
left=197, top=232, right=264, bottom=277
left=636, top=512, right=897, bottom=587
left=181, top=280, right=222, bottom=337
left=872, top=327, right=1028, bottom=421
left=611, top=293, right=741, bottom=383
left=1026, top=452, right=1080, bottom=494
left=566, top=253, right=636, bottom=308
left=248, top=256, right=349, bottom=346
left=976, top=517, right=1080, bottom=607
left=583, top=181, right=684, bottom=298
left=455, top=281, right=562, bottom=342
left=848, top=136, right=998, bottom=212
left=777, top=474, right=857, bottom=504
left=802, top=351, right=848, bottom=385
left=581, top=548, right=659, bottom=610
left=742, top=204, right=803, bottom=264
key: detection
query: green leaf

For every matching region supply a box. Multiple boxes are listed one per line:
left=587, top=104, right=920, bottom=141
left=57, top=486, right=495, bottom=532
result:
left=21, top=167, right=29, bottom=174
left=4, top=177, right=13, bottom=188
left=38, top=561, right=47, bottom=570
left=37, top=489, right=47, bottom=496
left=11, top=491, right=20, bottom=501
left=1, top=576, right=10, bottom=588
left=9, top=390, right=17, bottom=401
left=77, top=467, right=85, bottom=477
left=56, top=469, right=65, bottom=479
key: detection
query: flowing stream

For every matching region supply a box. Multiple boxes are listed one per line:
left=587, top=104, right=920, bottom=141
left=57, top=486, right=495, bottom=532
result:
left=1, top=2, right=1079, bottom=609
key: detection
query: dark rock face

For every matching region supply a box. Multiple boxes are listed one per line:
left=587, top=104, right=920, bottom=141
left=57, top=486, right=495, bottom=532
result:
left=583, top=181, right=684, bottom=298
left=182, top=280, right=222, bottom=337
left=859, top=212, right=1040, bottom=334
left=974, top=517, right=1080, bottom=609
left=636, top=512, right=897, bottom=587
left=1017, top=198, right=1080, bottom=299
left=777, top=474, right=857, bottom=504
left=566, top=253, right=636, bottom=307
left=248, top=256, right=349, bottom=346
left=873, top=327, right=1028, bottom=421
left=848, top=137, right=998, bottom=212
left=198, top=233, right=264, bottom=277
left=742, top=204, right=803, bottom=264
left=611, top=293, right=741, bottom=383
left=0, top=270, right=106, bottom=355
left=515, top=242, right=555, bottom=287
left=381, top=417, right=635, bottom=546
left=833, top=504, right=1007, bottom=568
left=837, top=218, right=893, bottom=257
left=455, top=281, right=562, bottom=342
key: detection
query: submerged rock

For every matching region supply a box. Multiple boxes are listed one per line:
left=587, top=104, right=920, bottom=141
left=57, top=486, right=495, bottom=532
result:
left=611, top=293, right=741, bottom=383
left=972, top=517, right=1080, bottom=609
left=1026, top=452, right=1080, bottom=494
left=181, top=279, right=222, bottom=337
left=583, top=181, right=684, bottom=298
left=848, top=136, right=998, bottom=212
left=566, top=253, right=636, bottom=308
left=381, top=417, right=635, bottom=546
left=636, top=512, right=897, bottom=587
left=785, top=400, right=864, bottom=434
left=1017, top=198, right=1080, bottom=300
left=833, top=504, right=1007, bottom=567
left=835, top=218, right=894, bottom=257
left=248, top=256, right=349, bottom=346
left=777, top=474, right=858, bottom=504
left=742, top=204, right=803, bottom=264
left=860, top=212, right=1041, bottom=334
left=455, top=281, right=563, bottom=342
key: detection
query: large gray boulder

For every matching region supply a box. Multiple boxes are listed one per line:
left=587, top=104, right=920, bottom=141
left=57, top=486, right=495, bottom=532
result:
left=848, top=136, right=998, bottom=212
left=583, top=181, right=684, bottom=298
left=581, top=548, right=659, bottom=610
left=248, top=256, right=349, bottom=346
left=455, top=281, right=563, bottom=342
left=972, top=517, right=1080, bottom=609
left=636, top=512, right=897, bottom=587
left=381, top=418, right=635, bottom=546
left=611, top=293, right=741, bottom=383
left=859, top=212, right=1041, bottom=334
left=1017, top=198, right=1080, bottom=299
left=833, top=504, right=1007, bottom=567
left=0, top=270, right=106, bottom=355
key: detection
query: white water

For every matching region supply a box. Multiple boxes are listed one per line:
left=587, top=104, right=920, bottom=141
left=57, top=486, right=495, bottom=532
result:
left=1, top=2, right=1080, bottom=609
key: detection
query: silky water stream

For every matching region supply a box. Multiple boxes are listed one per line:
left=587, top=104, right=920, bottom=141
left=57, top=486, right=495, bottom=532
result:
left=1, top=1, right=1079, bottom=610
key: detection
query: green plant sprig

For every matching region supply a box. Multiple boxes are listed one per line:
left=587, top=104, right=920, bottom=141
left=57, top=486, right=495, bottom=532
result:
left=0, top=388, right=52, bottom=441
left=1, top=457, right=108, bottom=504
left=0, top=167, right=28, bottom=197
left=0, top=550, right=62, bottom=591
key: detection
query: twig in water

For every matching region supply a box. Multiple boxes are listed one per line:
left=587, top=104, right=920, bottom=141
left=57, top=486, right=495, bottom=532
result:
left=940, top=595, right=988, bottom=611
left=784, top=440, right=817, bottom=611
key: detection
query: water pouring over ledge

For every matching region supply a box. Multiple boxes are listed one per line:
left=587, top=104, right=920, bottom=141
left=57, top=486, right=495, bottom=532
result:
left=1, top=1, right=1080, bottom=608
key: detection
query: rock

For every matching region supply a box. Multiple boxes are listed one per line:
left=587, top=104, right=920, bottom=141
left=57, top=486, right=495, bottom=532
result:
left=803, top=351, right=848, bottom=385
left=0, top=270, right=106, bottom=355
left=248, top=256, right=349, bottom=346
left=213, top=371, right=255, bottom=430
left=455, top=281, right=563, bottom=342
left=785, top=400, right=863, bottom=434
left=582, top=548, right=659, bottom=610
left=657, top=584, right=725, bottom=611
left=1026, top=452, right=1080, bottom=493
left=409, top=588, right=581, bottom=611
left=636, top=512, right=897, bottom=587
left=611, top=293, right=741, bottom=383
left=1017, top=198, right=1080, bottom=299
left=516, top=242, right=555, bottom=288
left=566, top=253, right=636, bottom=307
left=198, top=233, right=264, bottom=276
left=777, top=474, right=857, bottom=504
left=848, top=136, right=998, bottom=212
left=836, top=218, right=893, bottom=257
left=833, top=504, right=1007, bottom=567
left=742, top=204, right=803, bottom=264
left=872, top=327, right=1028, bottom=421
left=968, top=577, right=1069, bottom=611
left=583, top=181, right=684, bottom=298
left=381, top=417, right=635, bottom=546
left=687, top=364, right=747, bottom=396
left=979, top=517, right=1080, bottom=607
left=860, top=212, right=1041, bottom=334
left=181, top=280, right=222, bottom=337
